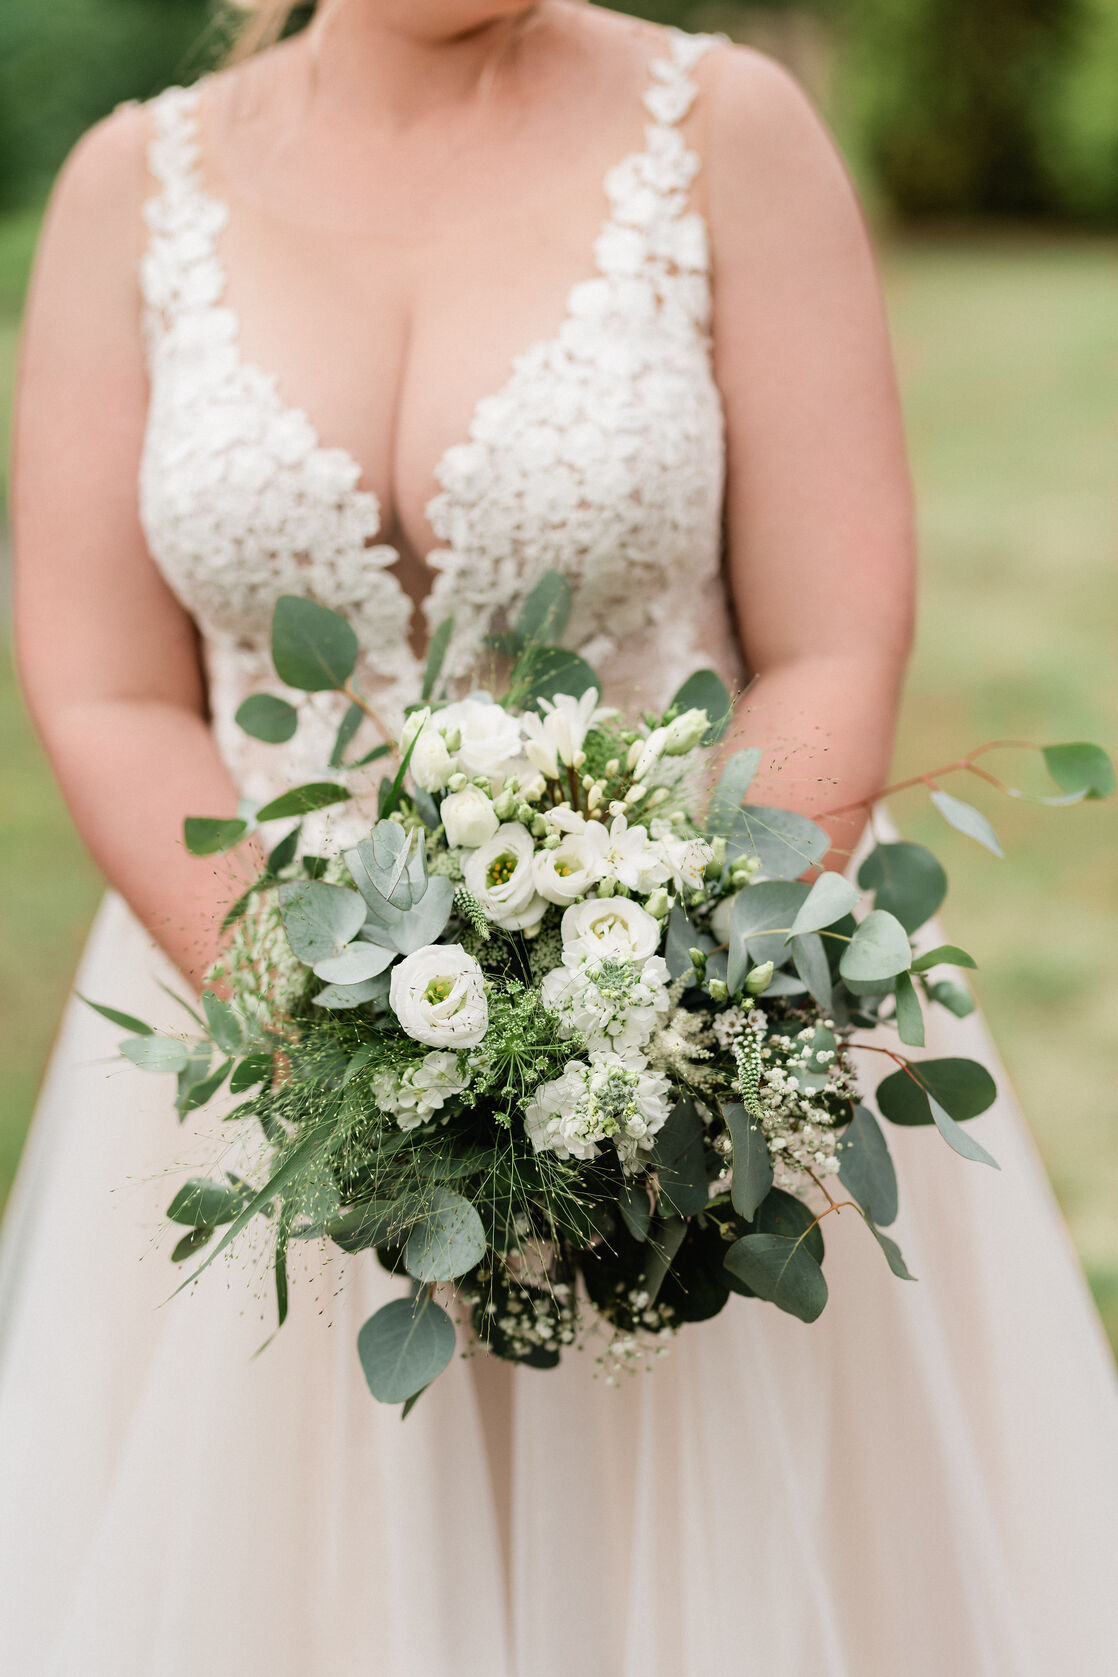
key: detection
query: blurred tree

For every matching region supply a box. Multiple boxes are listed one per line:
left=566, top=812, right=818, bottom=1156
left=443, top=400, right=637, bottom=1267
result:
left=1044, top=0, right=1118, bottom=222
left=832, top=0, right=1089, bottom=218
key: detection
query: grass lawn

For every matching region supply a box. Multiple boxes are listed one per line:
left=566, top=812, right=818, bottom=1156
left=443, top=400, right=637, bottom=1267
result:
left=1, top=211, right=1116, bottom=1343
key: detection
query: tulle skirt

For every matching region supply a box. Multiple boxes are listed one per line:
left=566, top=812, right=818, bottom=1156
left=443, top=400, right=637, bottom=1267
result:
left=1, top=889, right=1116, bottom=1676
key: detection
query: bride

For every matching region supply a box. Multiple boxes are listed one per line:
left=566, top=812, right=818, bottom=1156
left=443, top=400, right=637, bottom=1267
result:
left=4, top=2, right=1117, bottom=1671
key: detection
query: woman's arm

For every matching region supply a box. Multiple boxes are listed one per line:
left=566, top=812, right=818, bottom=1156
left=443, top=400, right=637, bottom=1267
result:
left=705, top=48, right=917, bottom=870
left=13, top=106, right=253, bottom=990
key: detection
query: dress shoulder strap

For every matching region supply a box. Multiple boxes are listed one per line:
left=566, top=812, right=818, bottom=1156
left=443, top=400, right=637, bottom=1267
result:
left=140, top=83, right=229, bottom=334
left=642, top=27, right=724, bottom=129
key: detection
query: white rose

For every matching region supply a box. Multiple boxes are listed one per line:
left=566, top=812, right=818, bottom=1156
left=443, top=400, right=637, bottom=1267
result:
left=531, top=835, right=599, bottom=906
left=560, top=896, right=662, bottom=964
left=438, top=696, right=523, bottom=779
left=389, top=944, right=489, bottom=1049
left=441, top=785, right=500, bottom=850
left=463, top=823, right=548, bottom=933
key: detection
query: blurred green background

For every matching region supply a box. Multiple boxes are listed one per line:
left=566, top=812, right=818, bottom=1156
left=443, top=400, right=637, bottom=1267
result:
left=1, top=1, right=1116, bottom=1344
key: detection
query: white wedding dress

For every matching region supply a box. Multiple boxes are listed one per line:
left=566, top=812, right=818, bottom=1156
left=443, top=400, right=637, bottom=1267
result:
left=2, top=28, right=1116, bottom=1676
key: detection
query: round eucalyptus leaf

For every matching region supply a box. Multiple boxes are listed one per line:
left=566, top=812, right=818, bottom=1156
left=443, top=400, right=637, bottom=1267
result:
left=857, top=842, right=947, bottom=934
left=120, top=1035, right=189, bottom=1075
left=727, top=806, right=829, bottom=880
left=1042, top=742, right=1115, bottom=801
left=707, top=749, right=763, bottom=838
left=279, top=880, right=367, bottom=965
left=723, top=1232, right=828, bottom=1324
left=839, top=910, right=912, bottom=983
left=727, top=881, right=811, bottom=992
left=789, top=871, right=862, bottom=937
left=183, top=816, right=249, bottom=857
left=271, top=595, right=359, bottom=692
left=312, top=942, right=396, bottom=986
left=755, top=1186, right=825, bottom=1264
left=234, top=693, right=299, bottom=744
left=201, top=990, right=243, bottom=1055
left=357, top=1295, right=457, bottom=1404
left=167, top=1178, right=244, bottom=1228
left=404, top=1188, right=488, bottom=1283
left=876, top=1056, right=997, bottom=1127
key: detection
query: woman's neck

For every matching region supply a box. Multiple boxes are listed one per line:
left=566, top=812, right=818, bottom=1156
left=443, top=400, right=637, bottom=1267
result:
left=304, top=1, right=553, bottom=130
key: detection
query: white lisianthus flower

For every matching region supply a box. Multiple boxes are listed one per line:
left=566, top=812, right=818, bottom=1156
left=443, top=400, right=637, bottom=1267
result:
left=463, top=823, right=548, bottom=933
left=542, top=952, right=671, bottom=1052
left=389, top=944, right=489, bottom=1048
left=662, top=707, right=709, bottom=755
left=561, top=896, right=662, bottom=964
left=371, top=1050, right=468, bottom=1129
left=437, top=696, right=523, bottom=779
left=441, top=785, right=500, bottom=850
left=523, top=1050, right=671, bottom=1167
left=401, top=708, right=455, bottom=792
left=522, top=689, right=600, bottom=780
left=531, top=834, right=599, bottom=906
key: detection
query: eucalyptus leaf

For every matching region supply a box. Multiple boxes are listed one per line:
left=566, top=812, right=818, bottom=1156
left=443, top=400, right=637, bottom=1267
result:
left=925, top=978, right=976, bottom=1018
left=312, top=942, right=397, bottom=985
left=201, top=991, right=243, bottom=1055
left=178, top=1057, right=234, bottom=1114
left=171, top=1226, right=214, bottom=1264
left=266, top=825, right=301, bottom=875
left=256, top=783, right=351, bottom=823
left=930, top=790, right=1004, bottom=857
left=727, top=881, right=811, bottom=992
left=723, top=1101, right=774, bottom=1220
left=381, top=876, right=456, bottom=956
left=183, top=816, right=249, bottom=857
left=235, top=693, right=299, bottom=744
left=618, top=1179, right=652, bottom=1243
left=167, top=1178, right=245, bottom=1228
left=928, top=1096, right=999, bottom=1168
left=876, top=1057, right=997, bottom=1128
left=667, top=668, right=732, bottom=746
left=865, top=1219, right=916, bottom=1280
left=788, top=871, right=861, bottom=938
left=790, top=931, right=833, bottom=1011
left=271, top=595, right=359, bottom=692
left=839, top=910, right=912, bottom=983
left=911, top=944, right=977, bottom=973
left=517, top=571, right=572, bottom=645
left=404, top=1188, right=488, bottom=1283
left=665, top=904, right=710, bottom=982
left=723, top=1232, right=828, bottom=1323
left=725, top=805, right=829, bottom=880
left=358, top=1294, right=456, bottom=1405
left=706, top=749, right=763, bottom=839
left=120, top=1035, right=189, bottom=1075
left=79, top=996, right=153, bottom=1037
left=1042, top=742, right=1115, bottom=801
left=893, top=971, right=926, bottom=1048
left=421, top=615, right=455, bottom=701
left=230, top=1054, right=273, bottom=1095
left=313, top=974, right=391, bottom=1010
left=857, top=842, right=948, bottom=934
left=328, top=702, right=365, bottom=769
left=519, top=647, right=599, bottom=710
left=653, top=1098, right=710, bottom=1218
left=279, top=880, right=367, bottom=965
left=837, top=1106, right=899, bottom=1227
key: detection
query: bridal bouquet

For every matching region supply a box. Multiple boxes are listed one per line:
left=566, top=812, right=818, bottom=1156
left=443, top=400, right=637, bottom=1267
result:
left=86, top=576, right=1113, bottom=1411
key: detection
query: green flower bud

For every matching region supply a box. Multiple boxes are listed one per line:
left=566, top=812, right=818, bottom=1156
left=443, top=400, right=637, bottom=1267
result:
left=662, top=707, right=709, bottom=755
left=707, top=977, right=729, bottom=1003
left=645, top=888, right=672, bottom=919
left=597, top=878, right=618, bottom=899
left=447, top=772, right=468, bottom=794
left=745, top=961, right=775, bottom=996
left=493, top=788, right=518, bottom=821
left=689, top=947, right=707, bottom=974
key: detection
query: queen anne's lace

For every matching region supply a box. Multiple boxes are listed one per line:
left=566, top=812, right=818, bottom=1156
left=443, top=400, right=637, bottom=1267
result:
left=138, top=29, right=728, bottom=806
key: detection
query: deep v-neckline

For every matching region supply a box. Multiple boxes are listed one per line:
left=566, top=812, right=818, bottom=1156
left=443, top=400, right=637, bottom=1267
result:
left=141, top=27, right=720, bottom=673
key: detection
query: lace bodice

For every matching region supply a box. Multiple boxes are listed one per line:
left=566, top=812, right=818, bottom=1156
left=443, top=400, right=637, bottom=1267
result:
left=138, top=27, right=742, bottom=807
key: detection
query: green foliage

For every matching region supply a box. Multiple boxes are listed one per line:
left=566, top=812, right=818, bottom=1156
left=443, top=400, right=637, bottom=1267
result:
left=838, top=1105, right=899, bottom=1227
left=357, top=1294, right=457, bottom=1406
left=667, top=669, right=732, bottom=746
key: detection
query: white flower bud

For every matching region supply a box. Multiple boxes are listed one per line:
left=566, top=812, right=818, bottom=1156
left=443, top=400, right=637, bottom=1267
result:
left=441, top=785, right=500, bottom=850
left=745, top=961, right=775, bottom=996
left=662, top=707, right=710, bottom=756
left=707, top=978, right=729, bottom=1003
left=644, top=887, right=671, bottom=920
left=447, top=772, right=468, bottom=793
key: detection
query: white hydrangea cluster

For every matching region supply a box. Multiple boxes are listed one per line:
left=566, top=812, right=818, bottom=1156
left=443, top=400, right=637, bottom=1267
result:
left=370, top=1051, right=469, bottom=1131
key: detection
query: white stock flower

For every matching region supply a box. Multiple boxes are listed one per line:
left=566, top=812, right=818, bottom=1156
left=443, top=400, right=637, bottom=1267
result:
left=371, top=1050, right=468, bottom=1130
left=389, top=944, right=489, bottom=1049
left=561, top=896, right=662, bottom=964
left=438, top=696, right=523, bottom=779
left=463, top=823, right=548, bottom=933
left=523, top=1050, right=671, bottom=1166
left=521, top=690, right=599, bottom=780
left=542, top=952, right=671, bottom=1052
left=441, top=785, right=500, bottom=849
left=531, top=834, right=599, bottom=906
